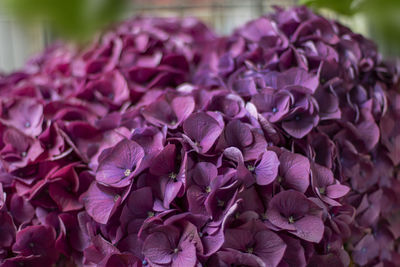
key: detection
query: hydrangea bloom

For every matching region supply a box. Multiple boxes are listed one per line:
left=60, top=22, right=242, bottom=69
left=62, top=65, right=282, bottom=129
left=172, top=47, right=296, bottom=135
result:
left=0, top=6, right=400, bottom=267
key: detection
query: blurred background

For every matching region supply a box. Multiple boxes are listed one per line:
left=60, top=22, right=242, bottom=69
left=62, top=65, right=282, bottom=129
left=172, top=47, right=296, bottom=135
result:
left=0, top=0, right=398, bottom=72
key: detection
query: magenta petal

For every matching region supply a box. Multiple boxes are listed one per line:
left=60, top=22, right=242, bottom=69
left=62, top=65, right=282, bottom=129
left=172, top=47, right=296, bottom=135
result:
left=292, top=216, right=324, bottom=243
left=223, top=228, right=252, bottom=251
left=187, top=185, right=208, bottom=214
left=150, top=144, right=176, bottom=176
left=279, top=150, right=310, bottom=193
left=5, top=98, right=44, bottom=137
left=143, top=232, right=174, bottom=265
left=282, top=113, right=319, bottom=139
left=12, top=225, right=56, bottom=257
left=191, top=162, right=218, bottom=186
left=183, top=112, right=223, bottom=153
left=0, top=211, right=16, bottom=247
left=254, top=230, right=286, bottom=267
left=96, top=139, right=144, bottom=187
left=10, top=194, right=34, bottom=224
left=163, top=180, right=183, bottom=208
left=224, top=120, right=254, bottom=148
left=172, top=239, right=197, bottom=267
left=202, top=228, right=225, bottom=256
left=326, top=184, right=350, bottom=199
left=312, top=163, right=334, bottom=188
left=254, top=151, right=279, bottom=185
left=81, top=182, right=121, bottom=224
left=356, top=120, right=380, bottom=152
left=48, top=183, right=83, bottom=212
left=171, top=95, right=196, bottom=128
left=125, top=187, right=153, bottom=215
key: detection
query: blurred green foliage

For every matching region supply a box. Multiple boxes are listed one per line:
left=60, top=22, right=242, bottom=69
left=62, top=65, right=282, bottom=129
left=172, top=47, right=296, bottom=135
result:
left=301, top=0, right=400, bottom=58
left=3, top=0, right=128, bottom=41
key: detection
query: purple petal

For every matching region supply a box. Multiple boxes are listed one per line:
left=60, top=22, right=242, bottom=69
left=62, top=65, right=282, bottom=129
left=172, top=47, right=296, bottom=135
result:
left=183, top=112, right=223, bottom=153
left=81, top=182, right=121, bottom=224
left=279, top=150, right=310, bottom=193
left=254, top=151, right=280, bottom=185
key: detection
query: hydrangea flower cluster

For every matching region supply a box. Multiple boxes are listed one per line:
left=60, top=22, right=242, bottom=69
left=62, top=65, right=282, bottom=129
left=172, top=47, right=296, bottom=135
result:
left=0, top=6, right=399, bottom=267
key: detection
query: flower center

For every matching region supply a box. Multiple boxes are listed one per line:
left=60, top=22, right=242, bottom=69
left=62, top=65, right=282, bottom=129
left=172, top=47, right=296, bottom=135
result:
left=217, top=199, right=225, bottom=207
left=272, top=107, right=278, bottom=113
left=124, top=169, right=131, bottom=177
left=246, top=247, right=254, bottom=254
left=318, top=187, right=326, bottom=194
left=147, top=211, right=155, bottom=218
left=169, top=172, right=177, bottom=180
left=247, top=165, right=255, bottom=172
left=24, top=121, right=31, bottom=128
left=205, top=186, right=211, bottom=193
left=142, top=260, right=148, bottom=266
left=326, top=244, right=331, bottom=252
left=114, top=195, right=120, bottom=202
left=173, top=248, right=179, bottom=254
left=261, top=213, right=268, bottom=221
left=21, top=151, right=27, bottom=157
left=288, top=216, right=295, bottom=224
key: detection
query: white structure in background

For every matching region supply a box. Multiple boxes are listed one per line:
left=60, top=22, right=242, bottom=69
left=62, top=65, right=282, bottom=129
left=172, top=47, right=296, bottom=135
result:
left=0, top=0, right=299, bottom=72
left=0, top=2, right=48, bottom=73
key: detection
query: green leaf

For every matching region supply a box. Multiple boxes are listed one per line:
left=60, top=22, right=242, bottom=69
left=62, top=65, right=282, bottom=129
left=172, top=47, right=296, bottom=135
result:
left=4, top=0, right=128, bottom=41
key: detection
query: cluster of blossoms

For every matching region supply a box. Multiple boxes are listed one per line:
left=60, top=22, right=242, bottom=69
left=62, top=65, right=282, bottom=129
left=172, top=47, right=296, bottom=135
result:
left=0, top=6, right=399, bottom=267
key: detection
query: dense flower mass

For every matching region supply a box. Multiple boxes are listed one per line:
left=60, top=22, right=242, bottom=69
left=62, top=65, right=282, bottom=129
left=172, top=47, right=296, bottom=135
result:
left=0, top=6, right=400, bottom=267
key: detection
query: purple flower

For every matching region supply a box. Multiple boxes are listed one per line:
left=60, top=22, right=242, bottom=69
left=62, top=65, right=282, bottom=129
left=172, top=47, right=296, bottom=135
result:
left=311, top=163, right=349, bottom=206
left=142, top=224, right=198, bottom=267
left=183, top=111, right=224, bottom=154
left=186, top=162, right=218, bottom=215
left=0, top=211, right=16, bottom=248
left=222, top=221, right=287, bottom=267
left=352, top=234, right=380, bottom=266
left=281, top=111, right=319, bottom=139
left=222, top=120, right=267, bottom=161
left=275, top=148, right=310, bottom=193
left=226, top=147, right=280, bottom=187
left=1, top=127, right=43, bottom=172
left=81, top=182, right=122, bottom=224
left=0, top=97, right=43, bottom=137
left=79, top=70, right=130, bottom=106
left=207, top=93, right=246, bottom=119
left=149, top=143, right=187, bottom=208
left=12, top=225, right=57, bottom=261
left=263, top=68, right=320, bottom=93
left=251, top=90, right=292, bottom=123
left=9, top=194, right=35, bottom=224
left=142, top=92, right=195, bottom=129
left=120, top=187, right=158, bottom=234
left=0, top=5, right=399, bottom=267
left=278, top=234, right=307, bottom=267
left=96, top=138, right=144, bottom=188
left=266, top=190, right=324, bottom=243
